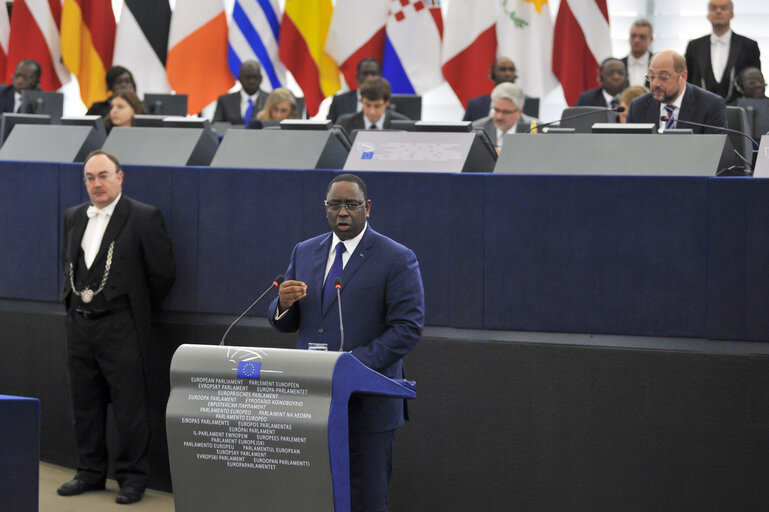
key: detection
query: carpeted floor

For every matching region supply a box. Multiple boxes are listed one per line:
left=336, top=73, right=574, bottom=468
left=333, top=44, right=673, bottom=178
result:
left=39, top=462, right=174, bottom=511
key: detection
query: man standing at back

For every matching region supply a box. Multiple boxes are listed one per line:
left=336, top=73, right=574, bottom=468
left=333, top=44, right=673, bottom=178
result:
left=57, top=150, right=175, bottom=505
left=684, top=0, right=760, bottom=103
left=268, top=174, right=424, bottom=511
left=621, top=19, right=654, bottom=88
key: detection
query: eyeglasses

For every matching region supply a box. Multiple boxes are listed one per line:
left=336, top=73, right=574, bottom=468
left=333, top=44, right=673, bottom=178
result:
left=324, top=200, right=366, bottom=211
left=644, top=72, right=679, bottom=84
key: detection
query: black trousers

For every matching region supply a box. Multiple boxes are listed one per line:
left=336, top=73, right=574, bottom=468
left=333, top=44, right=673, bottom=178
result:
left=65, top=307, right=149, bottom=489
left=349, top=429, right=395, bottom=512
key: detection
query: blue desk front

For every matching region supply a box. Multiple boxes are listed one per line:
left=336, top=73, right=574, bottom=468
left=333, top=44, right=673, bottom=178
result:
left=0, top=161, right=766, bottom=341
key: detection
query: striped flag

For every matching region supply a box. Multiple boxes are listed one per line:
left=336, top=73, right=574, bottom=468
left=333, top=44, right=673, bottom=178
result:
left=497, top=0, right=557, bottom=100
left=113, top=0, right=172, bottom=96
left=167, top=0, right=234, bottom=113
left=441, top=0, right=497, bottom=107
left=278, top=0, right=340, bottom=116
left=228, top=0, right=285, bottom=90
left=0, top=4, right=9, bottom=78
left=382, top=0, right=443, bottom=94
left=325, top=0, right=388, bottom=89
left=5, top=0, right=71, bottom=90
left=61, top=0, right=116, bottom=107
left=552, top=0, right=612, bottom=105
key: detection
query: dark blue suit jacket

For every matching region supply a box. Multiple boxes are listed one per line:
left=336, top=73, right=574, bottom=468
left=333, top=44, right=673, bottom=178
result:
left=0, top=84, right=17, bottom=114
left=268, top=225, right=424, bottom=433
left=328, top=90, right=358, bottom=123
left=626, top=82, right=727, bottom=134
left=575, top=87, right=611, bottom=107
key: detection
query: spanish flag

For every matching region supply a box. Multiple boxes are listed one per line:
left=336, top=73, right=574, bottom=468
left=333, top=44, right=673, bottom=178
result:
left=167, top=0, right=234, bottom=114
left=278, top=0, right=340, bottom=116
left=61, top=0, right=115, bottom=108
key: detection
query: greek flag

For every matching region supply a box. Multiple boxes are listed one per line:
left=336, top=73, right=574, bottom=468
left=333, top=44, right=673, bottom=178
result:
left=227, top=0, right=286, bottom=89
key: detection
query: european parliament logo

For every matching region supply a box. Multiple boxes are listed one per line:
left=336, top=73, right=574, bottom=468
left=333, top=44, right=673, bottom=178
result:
left=361, top=151, right=374, bottom=159
left=237, top=361, right=261, bottom=379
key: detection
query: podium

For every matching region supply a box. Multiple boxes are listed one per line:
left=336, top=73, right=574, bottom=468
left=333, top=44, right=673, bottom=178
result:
left=166, top=344, right=416, bottom=512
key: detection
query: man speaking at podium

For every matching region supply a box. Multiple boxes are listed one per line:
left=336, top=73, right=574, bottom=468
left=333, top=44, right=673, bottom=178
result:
left=268, top=174, right=425, bottom=511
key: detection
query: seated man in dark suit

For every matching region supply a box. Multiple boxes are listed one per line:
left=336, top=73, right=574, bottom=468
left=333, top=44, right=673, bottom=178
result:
left=212, top=60, right=269, bottom=125
left=626, top=49, right=726, bottom=133
left=684, top=0, right=760, bottom=104
left=463, top=57, right=539, bottom=121
left=0, top=59, right=42, bottom=114
left=328, top=57, right=381, bottom=123
left=735, top=67, right=769, bottom=140
left=575, top=58, right=628, bottom=108
left=472, top=82, right=536, bottom=153
left=337, top=77, right=408, bottom=135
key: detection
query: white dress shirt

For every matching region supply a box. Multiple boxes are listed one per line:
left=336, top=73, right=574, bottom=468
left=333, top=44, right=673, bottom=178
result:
left=240, top=90, right=261, bottom=120
left=627, top=52, right=651, bottom=87
left=658, top=86, right=686, bottom=129
left=710, top=30, right=732, bottom=84
left=81, top=194, right=121, bottom=269
left=324, top=222, right=367, bottom=282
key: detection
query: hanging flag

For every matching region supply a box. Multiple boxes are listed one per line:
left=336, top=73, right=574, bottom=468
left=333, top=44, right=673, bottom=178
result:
left=497, top=0, right=557, bottom=100
left=382, top=0, right=443, bottom=95
left=228, top=0, right=285, bottom=90
left=61, top=0, right=116, bottom=107
left=5, top=0, right=71, bottom=90
left=279, top=0, right=340, bottom=116
left=325, top=0, right=388, bottom=88
left=552, top=0, right=612, bottom=106
left=113, top=0, right=171, bottom=96
left=0, top=3, right=9, bottom=78
left=167, top=0, right=234, bottom=113
left=441, top=0, right=497, bottom=107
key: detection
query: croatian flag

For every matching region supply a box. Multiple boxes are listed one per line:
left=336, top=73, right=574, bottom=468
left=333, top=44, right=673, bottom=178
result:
left=228, top=0, right=286, bottom=90
left=382, top=0, right=443, bottom=94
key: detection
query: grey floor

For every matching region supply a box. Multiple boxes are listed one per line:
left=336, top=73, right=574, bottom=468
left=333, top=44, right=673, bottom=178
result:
left=39, top=462, right=175, bottom=512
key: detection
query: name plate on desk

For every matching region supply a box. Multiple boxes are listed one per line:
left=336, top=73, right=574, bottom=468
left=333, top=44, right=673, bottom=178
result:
left=344, top=131, right=495, bottom=173
left=495, top=133, right=728, bottom=176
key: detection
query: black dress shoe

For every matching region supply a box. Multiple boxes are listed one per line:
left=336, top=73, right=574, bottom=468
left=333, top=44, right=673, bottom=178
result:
left=116, top=487, right=144, bottom=505
left=56, top=478, right=105, bottom=496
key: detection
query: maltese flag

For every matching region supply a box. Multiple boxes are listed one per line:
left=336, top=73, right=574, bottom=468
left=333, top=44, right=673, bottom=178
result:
left=382, top=0, right=443, bottom=94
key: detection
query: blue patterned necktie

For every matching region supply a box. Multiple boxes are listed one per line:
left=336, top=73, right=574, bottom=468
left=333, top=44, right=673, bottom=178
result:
left=322, top=242, right=345, bottom=309
left=244, top=97, right=254, bottom=123
left=664, top=104, right=676, bottom=129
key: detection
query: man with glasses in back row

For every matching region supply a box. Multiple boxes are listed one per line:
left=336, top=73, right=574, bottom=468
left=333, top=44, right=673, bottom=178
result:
left=268, top=174, right=424, bottom=512
left=626, top=49, right=727, bottom=133
left=57, top=150, right=175, bottom=505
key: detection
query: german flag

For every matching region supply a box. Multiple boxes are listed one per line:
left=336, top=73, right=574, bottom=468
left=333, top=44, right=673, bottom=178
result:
left=61, top=0, right=116, bottom=108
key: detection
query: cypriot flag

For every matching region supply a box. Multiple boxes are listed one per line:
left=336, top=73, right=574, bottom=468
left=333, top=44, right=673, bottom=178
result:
left=496, top=0, right=557, bottom=100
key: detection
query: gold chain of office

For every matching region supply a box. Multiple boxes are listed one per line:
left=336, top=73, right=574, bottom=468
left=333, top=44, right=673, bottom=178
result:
left=68, top=242, right=115, bottom=304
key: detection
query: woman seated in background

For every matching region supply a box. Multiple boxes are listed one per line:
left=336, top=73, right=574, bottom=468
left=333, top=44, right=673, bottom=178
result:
left=105, top=91, right=146, bottom=132
left=86, top=66, right=136, bottom=118
left=618, top=85, right=649, bottom=123
left=256, top=87, right=299, bottom=122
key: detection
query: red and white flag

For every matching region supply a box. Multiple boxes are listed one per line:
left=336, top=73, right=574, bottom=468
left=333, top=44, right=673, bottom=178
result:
left=552, top=0, right=612, bottom=105
left=0, top=3, right=9, bottom=78
left=441, top=0, right=497, bottom=107
left=5, top=0, right=71, bottom=90
left=325, top=0, right=389, bottom=89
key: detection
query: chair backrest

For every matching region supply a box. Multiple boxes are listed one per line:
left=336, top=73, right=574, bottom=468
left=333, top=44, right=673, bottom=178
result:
left=726, top=105, right=754, bottom=171
left=560, top=106, right=617, bottom=133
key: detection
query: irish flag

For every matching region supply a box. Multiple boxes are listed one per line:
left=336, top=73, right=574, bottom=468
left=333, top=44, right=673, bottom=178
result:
left=167, top=0, right=234, bottom=113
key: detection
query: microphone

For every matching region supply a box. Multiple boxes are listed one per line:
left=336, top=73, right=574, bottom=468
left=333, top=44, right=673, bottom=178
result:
left=219, top=274, right=284, bottom=346
left=334, top=278, right=344, bottom=352
left=526, top=106, right=625, bottom=133
left=660, top=115, right=757, bottom=174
